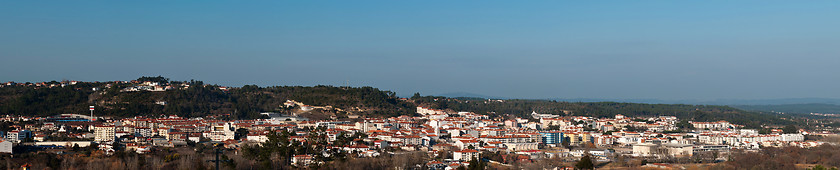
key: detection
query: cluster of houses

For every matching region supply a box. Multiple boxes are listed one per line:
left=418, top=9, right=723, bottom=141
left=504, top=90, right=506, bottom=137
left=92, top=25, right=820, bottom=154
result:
left=1, top=81, right=81, bottom=89
left=1, top=80, right=230, bottom=93
left=0, top=104, right=831, bottom=169
left=120, top=81, right=182, bottom=92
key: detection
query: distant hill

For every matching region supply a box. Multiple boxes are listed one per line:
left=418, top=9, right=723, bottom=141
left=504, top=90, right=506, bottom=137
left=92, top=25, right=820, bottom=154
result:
left=436, top=92, right=502, bottom=99
left=427, top=92, right=840, bottom=106
left=547, top=97, right=840, bottom=105
left=733, top=103, right=840, bottom=115
left=547, top=98, right=673, bottom=104
left=0, top=77, right=799, bottom=127
left=0, top=78, right=415, bottom=119
left=707, top=98, right=840, bottom=105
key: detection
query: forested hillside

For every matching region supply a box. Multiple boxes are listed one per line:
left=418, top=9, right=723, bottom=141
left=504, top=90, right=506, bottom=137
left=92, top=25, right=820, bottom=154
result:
left=0, top=77, right=415, bottom=119
left=734, top=103, right=840, bottom=115
left=0, top=81, right=101, bottom=117
left=0, top=77, right=796, bottom=127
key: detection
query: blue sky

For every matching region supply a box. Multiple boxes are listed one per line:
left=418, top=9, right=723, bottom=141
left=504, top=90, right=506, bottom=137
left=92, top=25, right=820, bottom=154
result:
left=2, top=1, right=839, bottom=100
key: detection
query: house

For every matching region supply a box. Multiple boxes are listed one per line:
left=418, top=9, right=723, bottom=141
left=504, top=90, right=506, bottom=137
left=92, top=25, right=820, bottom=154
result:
left=481, top=145, right=498, bottom=152
left=180, top=132, right=196, bottom=143
left=361, top=150, right=380, bottom=157
left=373, top=140, right=389, bottom=149
left=395, top=135, right=422, bottom=145
left=34, top=141, right=93, bottom=147
left=426, top=161, right=446, bottom=169
left=343, top=145, right=370, bottom=153
left=135, top=145, right=152, bottom=154
left=292, top=155, right=314, bottom=166
left=247, top=132, right=269, bottom=143
left=0, top=140, right=12, bottom=154
left=33, top=134, right=46, bottom=142
left=455, top=140, right=480, bottom=150
left=453, top=149, right=480, bottom=161
left=691, top=121, right=732, bottom=130
left=167, top=132, right=187, bottom=141
left=116, top=131, right=131, bottom=138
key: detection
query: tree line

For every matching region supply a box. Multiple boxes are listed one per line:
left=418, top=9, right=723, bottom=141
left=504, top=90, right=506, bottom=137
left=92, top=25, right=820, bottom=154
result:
left=0, top=78, right=416, bottom=119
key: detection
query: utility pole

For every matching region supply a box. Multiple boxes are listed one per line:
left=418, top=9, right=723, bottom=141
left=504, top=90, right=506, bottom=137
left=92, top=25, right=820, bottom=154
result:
left=207, top=144, right=230, bottom=170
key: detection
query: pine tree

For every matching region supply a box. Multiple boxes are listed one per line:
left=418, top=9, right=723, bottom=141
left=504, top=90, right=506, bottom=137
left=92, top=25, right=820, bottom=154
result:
left=575, top=155, right=594, bottom=170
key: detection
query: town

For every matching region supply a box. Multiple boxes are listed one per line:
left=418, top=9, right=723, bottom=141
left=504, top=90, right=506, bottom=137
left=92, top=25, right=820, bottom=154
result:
left=1, top=99, right=833, bottom=169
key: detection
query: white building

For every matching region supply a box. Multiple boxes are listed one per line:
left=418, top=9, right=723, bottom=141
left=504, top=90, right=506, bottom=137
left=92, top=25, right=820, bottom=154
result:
left=33, top=134, right=46, bottom=142
left=453, top=149, right=480, bottom=161
left=135, top=127, right=152, bottom=137
left=204, top=123, right=235, bottom=141
left=417, top=107, right=447, bottom=115
left=691, top=121, right=732, bottom=130
left=781, top=134, right=804, bottom=142
left=0, top=140, right=12, bottom=154
left=633, top=143, right=657, bottom=157
left=633, top=143, right=693, bottom=157
left=94, top=125, right=116, bottom=142
left=504, top=143, right=539, bottom=151
left=5, top=130, right=31, bottom=143
left=662, top=143, right=694, bottom=156
left=35, top=141, right=93, bottom=147
left=292, top=155, right=314, bottom=166
left=247, top=133, right=269, bottom=143
left=394, top=135, right=422, bottom=146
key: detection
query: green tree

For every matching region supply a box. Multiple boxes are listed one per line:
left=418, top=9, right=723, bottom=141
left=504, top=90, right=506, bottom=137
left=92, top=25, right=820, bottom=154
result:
left=758, top=128, right=771, bottom=134
left=807, top=165, right=839, bottom=170
left=575, top=154, right=594, bottom=170
left=783, top=125, right=798, bottom=134
left=467, top=156, right=485, bottom=170
left=676, top=120, right=694, bottom=131
left=234, top=128, right=249, bottom=140
left=242, top=131, right=300, bottom=168
left=136, top=76, right=170, bottom=84
left=561, top=137, right=571, bottom=149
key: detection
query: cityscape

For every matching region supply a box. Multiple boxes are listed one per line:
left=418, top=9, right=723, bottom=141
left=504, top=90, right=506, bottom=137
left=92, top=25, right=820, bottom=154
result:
left=3, top=1, right=840, bottom=170
left=0, top=79, right=839, bottom=169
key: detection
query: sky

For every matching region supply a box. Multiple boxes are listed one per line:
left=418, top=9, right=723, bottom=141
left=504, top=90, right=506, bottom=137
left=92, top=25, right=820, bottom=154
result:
left=2, top=1, right=840, bottom=100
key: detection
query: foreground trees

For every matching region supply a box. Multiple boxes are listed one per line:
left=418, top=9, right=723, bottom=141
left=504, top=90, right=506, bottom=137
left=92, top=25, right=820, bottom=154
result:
left=726, top=145, right=840, bottom=170
left=575, top=155, right=594, bottom=170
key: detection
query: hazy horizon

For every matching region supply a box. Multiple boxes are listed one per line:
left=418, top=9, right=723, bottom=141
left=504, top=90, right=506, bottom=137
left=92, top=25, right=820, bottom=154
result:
left=3, top=1, right=840, bottom=100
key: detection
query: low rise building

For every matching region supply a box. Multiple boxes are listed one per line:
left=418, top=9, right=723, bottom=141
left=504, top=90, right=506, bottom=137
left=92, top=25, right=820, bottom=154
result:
left=0, top=140, right=12, bottom=154
left=453, top=149, right=479, bottom=161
